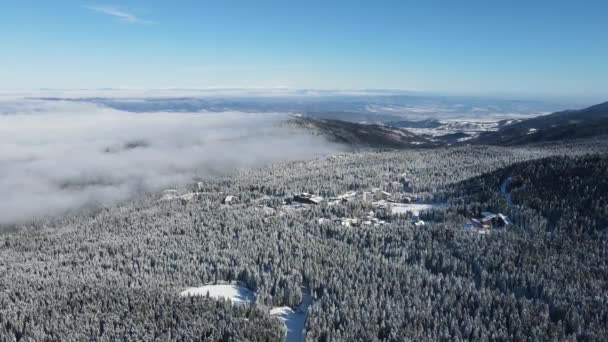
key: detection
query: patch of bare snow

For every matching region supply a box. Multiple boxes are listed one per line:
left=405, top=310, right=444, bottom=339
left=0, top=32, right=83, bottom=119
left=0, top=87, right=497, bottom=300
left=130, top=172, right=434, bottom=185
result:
left=527, top=128, right=538, bottom=135
left=161, top=190, right=199, bottom=201
left=179, top=284, right=256, bottom=304
left=457, top=136, right=474, bottom=142
left=390, top=203, right=447, bottom=216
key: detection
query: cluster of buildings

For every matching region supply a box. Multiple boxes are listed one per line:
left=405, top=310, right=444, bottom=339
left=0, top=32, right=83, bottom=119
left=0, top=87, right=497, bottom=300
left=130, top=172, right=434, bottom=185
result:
left=165, top=172, right=432, bottom=229
left=318, top=211, right=387, bottom=227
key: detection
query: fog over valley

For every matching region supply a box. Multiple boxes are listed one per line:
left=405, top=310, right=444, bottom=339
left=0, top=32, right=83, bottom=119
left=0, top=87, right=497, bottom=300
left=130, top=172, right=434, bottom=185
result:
left=0, top=98, right=342, bottom=224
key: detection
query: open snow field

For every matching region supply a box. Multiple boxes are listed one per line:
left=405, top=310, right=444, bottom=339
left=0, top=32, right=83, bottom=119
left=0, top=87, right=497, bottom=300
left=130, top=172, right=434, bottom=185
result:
left=180, top=284, right=256, bottom=304
left=390, top=203, right=448, bottom=216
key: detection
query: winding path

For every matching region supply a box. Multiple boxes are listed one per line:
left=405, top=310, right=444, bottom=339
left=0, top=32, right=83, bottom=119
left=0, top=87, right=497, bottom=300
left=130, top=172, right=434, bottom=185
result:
left=270, top=288, right=313, bottom=342
left=500, top=177, right=513, bottom=207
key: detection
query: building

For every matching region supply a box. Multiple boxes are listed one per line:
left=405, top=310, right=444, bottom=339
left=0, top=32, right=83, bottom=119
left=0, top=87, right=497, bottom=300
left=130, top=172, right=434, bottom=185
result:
left=341, top=218, right=359, bottom=227
left=402, top=196, right=415, bottom=203
left=480, top=212, right=511, bottom=228
left=373, top=188, right=391, bottom=201
left=497, top=213, right=511, bottom=226
left=293, top=193, right=324, bottom=205
left=460, top=210, right=514, bottom=232
left=334, top=191, right=357, bottom=203
left=222, top=195, right=236, bottom=205
left=481, top=214, right=497, bottom=228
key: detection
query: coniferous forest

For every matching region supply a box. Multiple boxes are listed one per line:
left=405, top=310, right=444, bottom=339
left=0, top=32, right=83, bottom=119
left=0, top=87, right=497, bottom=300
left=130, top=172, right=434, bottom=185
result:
left=1, top=139, right=608, bottom=341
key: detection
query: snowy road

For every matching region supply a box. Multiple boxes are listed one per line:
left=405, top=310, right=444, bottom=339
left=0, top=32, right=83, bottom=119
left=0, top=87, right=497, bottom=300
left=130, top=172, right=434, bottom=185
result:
left=270, top=288, right=313, bottom=342
left=500, top=177, right=513, bottom=207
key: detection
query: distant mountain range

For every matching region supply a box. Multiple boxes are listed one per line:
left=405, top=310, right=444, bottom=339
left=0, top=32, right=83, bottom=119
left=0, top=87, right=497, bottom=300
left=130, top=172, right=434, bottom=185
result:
left=473, top=101, right=608, bottom=145
left=293, top=101, right=608, bottom=149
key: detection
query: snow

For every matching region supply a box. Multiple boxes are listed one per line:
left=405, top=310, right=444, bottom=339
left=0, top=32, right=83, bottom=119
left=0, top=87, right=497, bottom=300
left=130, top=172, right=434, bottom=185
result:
left=336, top=191, right=357, bottom=200
left=414, top=220, right=425, bottom=227
left=270, top=290, right=313, bottom=342
left=464, top=223, right=490, bottom=235
left=498, top=213, right=511, bottom=225
left=482, top=213, right=497, bottom=221
left=309, top=196, right=324, bottom=204
left=222, top=195, right=236, bottom=204
left=464, top=223, right=476, bottom=231
left=341, top=218, right=359, bottom=227
left=180, top=284, right=313, bottom=342
left=161, top=189, right=199, bottom=201
left=179, top=284, right=256, bottom=304
left=389, top=202, right=447, bottom=216
left=527, top=128, right=538, bottom=135
left=179, top=193, right=198, bottom=201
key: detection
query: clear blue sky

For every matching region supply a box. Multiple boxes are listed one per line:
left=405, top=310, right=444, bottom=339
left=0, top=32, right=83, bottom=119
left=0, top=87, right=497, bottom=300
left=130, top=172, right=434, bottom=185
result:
left=1, top=0, right=606, bottom=98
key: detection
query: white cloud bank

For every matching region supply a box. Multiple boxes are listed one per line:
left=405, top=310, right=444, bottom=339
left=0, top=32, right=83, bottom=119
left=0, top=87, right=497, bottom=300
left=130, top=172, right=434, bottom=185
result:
left=0, top=99, right=340, bottom=225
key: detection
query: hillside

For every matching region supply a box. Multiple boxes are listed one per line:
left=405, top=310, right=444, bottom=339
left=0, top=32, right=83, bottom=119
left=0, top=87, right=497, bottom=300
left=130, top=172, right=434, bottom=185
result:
left=474, top=101, right=608, bottom=145
left=452, top=153, right=608, bottom=238
left=289, top=116, right=440, bottom=149
left=3, top=141, right=608, bottom=340
left=385, top=119, right=442, bottom=129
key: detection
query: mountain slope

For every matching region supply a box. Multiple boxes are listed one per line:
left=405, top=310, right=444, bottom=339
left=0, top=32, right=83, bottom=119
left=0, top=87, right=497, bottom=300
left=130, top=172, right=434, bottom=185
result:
left=289, top=116, right=440, bottom=149
left=453, top=153, right=608, bottom=237
left=474, top=101, right=608, bottom=145
left=385, top=119, right=442, bottom=129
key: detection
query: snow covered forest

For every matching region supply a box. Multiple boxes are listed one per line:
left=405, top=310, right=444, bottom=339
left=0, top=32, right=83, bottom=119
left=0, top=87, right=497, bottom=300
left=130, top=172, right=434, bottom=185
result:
left=1, top=139, right=608, bottom=341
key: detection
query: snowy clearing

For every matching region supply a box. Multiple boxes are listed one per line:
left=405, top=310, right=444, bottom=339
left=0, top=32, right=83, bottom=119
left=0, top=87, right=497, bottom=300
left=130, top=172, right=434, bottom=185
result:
left=390, top=202, right=447, bottom=216
left=179, top=284, right=256, bottom=304
left=180, top=284, right=312, bottom=342
left=270, top=290, right=313, bottom=342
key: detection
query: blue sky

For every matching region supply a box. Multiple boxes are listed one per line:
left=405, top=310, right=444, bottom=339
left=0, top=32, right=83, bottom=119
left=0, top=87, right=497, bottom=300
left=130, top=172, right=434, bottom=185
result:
left=1, top=0, right=606, bottom=99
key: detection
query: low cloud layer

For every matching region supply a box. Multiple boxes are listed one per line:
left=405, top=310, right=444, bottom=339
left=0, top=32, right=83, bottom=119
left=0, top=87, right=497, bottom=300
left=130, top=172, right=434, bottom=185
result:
left=0, top=99, right=340, bottom=225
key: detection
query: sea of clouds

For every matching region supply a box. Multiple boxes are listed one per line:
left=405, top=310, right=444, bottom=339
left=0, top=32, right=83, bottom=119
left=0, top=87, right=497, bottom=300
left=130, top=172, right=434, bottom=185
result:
left=0, top=97, right=341, bottom=224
